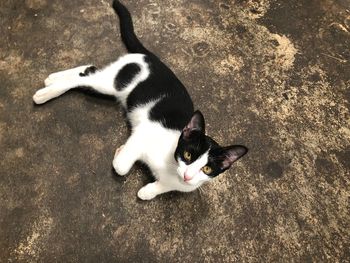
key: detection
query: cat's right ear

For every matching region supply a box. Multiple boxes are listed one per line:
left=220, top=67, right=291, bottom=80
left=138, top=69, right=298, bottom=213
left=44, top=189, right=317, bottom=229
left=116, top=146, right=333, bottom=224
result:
left=182, top=110, right=205, bottom=139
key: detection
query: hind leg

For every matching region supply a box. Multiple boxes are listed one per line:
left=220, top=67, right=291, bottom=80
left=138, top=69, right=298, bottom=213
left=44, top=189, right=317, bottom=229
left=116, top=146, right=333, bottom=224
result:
left=33, top=65, right=116, bottom=104
left=44, top=65, right=94, bottom=86
left=33, top=83, right=72, bottom=104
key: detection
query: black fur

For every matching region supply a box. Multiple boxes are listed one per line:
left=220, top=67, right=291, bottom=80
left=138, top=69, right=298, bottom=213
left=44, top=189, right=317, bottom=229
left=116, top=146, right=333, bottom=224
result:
left=207, top=145, right=248, bottom=176
left=112, top=1, right=149, bottom=54
left=114, top=63, right=141, bottom=91
left=79, top=66, right=98, bottom=77
left=113, top=1, right=194, bottom=130
left=114, top=0, right=248, bottom=172
left=175, top=130, right=248, bottom=177
left=174, top=112, right=248, bottom=176
left=175, top=131, right=215, bottom=163
left=125, top=55, right=194, bottom=130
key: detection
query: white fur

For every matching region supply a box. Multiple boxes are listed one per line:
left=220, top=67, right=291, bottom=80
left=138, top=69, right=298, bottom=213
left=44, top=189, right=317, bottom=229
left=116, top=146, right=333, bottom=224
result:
left=114, top=106, right=204, bottom=200
left=33, top=54, right=148, bottom=105
left=33, top=54, right=207, bottom=200
left=44, top=65, right=92, bottom=86
left=177, top=151, right=211, bottom=186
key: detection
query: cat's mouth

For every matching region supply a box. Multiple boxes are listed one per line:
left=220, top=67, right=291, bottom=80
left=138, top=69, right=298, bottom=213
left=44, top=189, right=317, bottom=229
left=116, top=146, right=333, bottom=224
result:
left=177, top=171, right=198, bottom=186
left=181, top=178, right=195, bottom=186
left=176, top=167, right=192, bottom=185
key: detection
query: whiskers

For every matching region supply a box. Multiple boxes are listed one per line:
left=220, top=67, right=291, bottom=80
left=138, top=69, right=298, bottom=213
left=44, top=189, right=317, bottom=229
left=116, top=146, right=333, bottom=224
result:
left=198, top=185, right=205, bottom=196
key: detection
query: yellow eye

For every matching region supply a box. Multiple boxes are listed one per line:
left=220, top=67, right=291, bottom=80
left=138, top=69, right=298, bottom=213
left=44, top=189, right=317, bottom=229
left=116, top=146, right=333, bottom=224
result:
left=184, top=151, right=191, bottom=161
left=202, top=166, right=212, bottom=174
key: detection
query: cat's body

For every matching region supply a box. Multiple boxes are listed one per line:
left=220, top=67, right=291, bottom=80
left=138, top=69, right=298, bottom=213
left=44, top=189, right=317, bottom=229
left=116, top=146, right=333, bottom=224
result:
left=33, top=1, right=248, bottom=200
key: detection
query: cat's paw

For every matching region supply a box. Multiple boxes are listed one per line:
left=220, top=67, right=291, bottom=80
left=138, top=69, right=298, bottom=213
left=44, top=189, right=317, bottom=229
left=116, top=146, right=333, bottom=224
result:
left=44, top=71, right=67, bottom=86
left=113, top=159, right=129, bottom=176
left=33, top=87, right=54, bottom=104
left=44, top=75, right=67, bottom=86
left=137, top=184, right=158, bottom=200
left=44, top=77, right=54, bottom=86
left=114, top=145, right=124, bottom=157
left=112, top=145, right=129, bottom=176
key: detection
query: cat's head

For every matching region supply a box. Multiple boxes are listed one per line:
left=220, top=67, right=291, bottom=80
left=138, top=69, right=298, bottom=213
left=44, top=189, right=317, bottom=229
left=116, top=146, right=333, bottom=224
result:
left=174, top=111, right=248, bottom=187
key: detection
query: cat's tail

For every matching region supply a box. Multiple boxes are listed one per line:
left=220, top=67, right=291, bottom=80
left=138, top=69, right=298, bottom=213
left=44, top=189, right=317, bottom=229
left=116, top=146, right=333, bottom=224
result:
left=112, top=0, right=150, bottom=54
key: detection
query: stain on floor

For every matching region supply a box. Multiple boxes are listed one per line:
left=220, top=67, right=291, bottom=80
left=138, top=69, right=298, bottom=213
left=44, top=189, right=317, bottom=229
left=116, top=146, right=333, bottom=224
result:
left=0, top=0, right=349, bottom=262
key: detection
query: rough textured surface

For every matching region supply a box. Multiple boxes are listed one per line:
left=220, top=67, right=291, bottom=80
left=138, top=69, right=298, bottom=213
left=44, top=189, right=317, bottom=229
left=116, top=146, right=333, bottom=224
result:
left=1, top=0, right=349, bottom=262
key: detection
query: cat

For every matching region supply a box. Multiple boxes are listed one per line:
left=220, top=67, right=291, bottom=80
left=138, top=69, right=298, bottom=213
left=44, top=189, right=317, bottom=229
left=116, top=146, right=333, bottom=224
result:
left=32, top=0, right=248, bottom=200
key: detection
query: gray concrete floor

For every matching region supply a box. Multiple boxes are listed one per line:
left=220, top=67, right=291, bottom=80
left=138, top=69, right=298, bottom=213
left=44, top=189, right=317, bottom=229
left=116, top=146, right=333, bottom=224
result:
left=1, top=0, right=350, bottom=262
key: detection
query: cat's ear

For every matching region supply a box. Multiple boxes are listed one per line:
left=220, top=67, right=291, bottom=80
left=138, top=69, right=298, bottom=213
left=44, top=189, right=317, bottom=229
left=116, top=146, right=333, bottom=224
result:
left=219, top=145, right=248, bottom=170
left=182, top=110, right=205, bottom=139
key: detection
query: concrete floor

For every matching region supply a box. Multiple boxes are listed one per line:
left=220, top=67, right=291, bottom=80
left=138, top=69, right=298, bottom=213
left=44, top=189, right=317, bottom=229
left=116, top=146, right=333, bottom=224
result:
left=1, top=0, right=349, bottom=261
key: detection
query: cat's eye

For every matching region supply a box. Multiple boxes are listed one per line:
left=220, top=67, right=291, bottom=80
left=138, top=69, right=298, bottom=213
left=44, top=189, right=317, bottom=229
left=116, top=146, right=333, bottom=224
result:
left=202, top=166, right=212, bottom=175
left=183, top=151, right=191, bottom=161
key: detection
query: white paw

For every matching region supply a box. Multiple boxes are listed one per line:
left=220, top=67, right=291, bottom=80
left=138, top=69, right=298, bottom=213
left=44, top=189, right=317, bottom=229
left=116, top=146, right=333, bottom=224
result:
left=44, top=71, right=67, bottom=86
left=112, top=145, right=129, bottom=176
left=44, top=76, right=55, bottom=86
left=137, top=184, right=158, bottom=200
left=33, top=87, right=54, bottom=104
left=113, top=159, right=129, bottom=176
left=114, top=145, right=124, bottom=158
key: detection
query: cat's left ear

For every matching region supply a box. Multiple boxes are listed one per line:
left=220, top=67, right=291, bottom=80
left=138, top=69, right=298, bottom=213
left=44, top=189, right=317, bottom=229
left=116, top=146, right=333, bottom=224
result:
left=219, top=145, right=248, bottom=170
left=182, top=110, right=205, bottom=139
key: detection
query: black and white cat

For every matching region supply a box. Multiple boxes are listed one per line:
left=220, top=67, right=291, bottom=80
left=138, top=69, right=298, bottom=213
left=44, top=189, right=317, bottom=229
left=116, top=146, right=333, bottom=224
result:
left=33, top=1, right=248, bottom=200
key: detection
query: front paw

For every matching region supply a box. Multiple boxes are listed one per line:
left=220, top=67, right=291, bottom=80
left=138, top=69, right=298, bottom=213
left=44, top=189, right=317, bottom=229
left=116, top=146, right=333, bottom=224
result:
left=137, top=184, right=158, bottom=200
left=114, top=145, right=124, bottom=157
left=112, top=145, right=129, bottom=176
left=113, top=160, right=129, bottom=176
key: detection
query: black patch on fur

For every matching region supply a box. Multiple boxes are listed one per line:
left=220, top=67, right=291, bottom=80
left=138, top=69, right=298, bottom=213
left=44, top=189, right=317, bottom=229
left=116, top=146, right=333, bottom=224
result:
left=174, top=131, right=218, bottom=165
left=126, top=55, right=194, bottom=130
left=174, top=130, right=248, bottom=178
left=79, top=66, right=98, bottom=77
left=75, top=86, right=116, bottom=101
left=115, top=63, right=141, bottom=91
left=112, top=2, right=193, bottom=130
left=205, top=145, right=248, bottom=177
left=206, top=147, right=235, bottom=176
left=112, top=0, right=150, bottom=54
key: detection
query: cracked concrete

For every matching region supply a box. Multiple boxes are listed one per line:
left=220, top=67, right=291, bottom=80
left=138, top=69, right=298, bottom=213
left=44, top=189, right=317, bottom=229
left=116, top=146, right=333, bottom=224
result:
left=0, top=0, right=349, bottom=262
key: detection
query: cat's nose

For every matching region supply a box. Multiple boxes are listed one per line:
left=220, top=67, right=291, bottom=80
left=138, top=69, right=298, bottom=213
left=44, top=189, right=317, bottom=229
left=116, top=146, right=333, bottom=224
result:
left=184, top=174, right=192, bottom=182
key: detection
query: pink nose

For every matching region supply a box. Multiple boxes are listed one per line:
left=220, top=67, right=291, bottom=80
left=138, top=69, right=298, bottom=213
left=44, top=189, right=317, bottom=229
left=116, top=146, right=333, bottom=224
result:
left=184, top=174, right=192, bottom=182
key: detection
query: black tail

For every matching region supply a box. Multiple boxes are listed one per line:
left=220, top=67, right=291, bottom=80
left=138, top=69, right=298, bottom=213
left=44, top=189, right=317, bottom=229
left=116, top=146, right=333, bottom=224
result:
left=112, top=0, right=149, bottom=54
